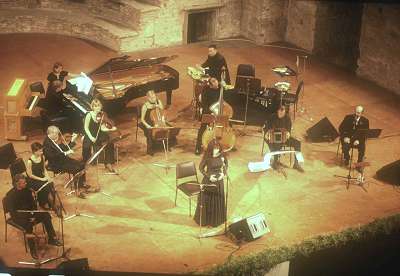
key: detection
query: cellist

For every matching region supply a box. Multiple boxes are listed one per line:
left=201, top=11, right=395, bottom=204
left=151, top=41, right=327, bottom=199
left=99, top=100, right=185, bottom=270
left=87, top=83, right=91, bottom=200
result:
left=82, top=99, right=117, bottom=173
left=195, top=77, right=220, bottom=155
left=140, top=90, right=165, bottom=156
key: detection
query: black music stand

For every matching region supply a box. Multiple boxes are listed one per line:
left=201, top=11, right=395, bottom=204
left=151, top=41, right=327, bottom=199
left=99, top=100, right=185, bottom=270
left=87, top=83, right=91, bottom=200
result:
left=335, top=129, right=378, bottom=190
left=17, top=209, right=70, bottom=267
left=152, top=128, right=177, bottom=174
left=64, top=170, right=95, bottom=221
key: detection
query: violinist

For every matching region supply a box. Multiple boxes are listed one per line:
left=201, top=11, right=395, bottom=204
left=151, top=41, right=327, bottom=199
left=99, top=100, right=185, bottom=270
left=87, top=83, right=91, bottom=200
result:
left=43, top=125, right=89, bottom=198
left=82, top=99, right=116, bottom=172
left=195, top=77, right=220, bottom=155
left=140, top=90, right=165, bottom=156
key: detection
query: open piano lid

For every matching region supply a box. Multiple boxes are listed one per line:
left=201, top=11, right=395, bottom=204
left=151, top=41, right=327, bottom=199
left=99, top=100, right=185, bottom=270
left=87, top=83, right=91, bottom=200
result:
left=89, top=55, right=178, bottom=76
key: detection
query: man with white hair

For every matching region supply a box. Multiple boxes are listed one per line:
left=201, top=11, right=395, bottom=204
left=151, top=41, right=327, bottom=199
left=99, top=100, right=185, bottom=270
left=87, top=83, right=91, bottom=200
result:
left=339, top=105, right=370, bottom=167
left=43, top=125, right=88, bottom=198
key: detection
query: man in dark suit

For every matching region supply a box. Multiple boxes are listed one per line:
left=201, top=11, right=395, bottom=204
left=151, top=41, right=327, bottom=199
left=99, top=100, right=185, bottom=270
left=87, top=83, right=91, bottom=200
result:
left=339, top=106, right=370, bottom=166
left=7, top=174, right=62, bottom=259
left=264, top=106, right=304, bottom=172
left=201, top=45, right=231, bottom=84
left=43, top=125, right=88, bottom=198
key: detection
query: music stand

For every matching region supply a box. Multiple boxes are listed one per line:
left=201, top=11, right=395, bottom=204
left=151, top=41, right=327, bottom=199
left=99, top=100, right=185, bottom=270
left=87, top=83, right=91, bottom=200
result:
left=64, top=170, right=95, bottom=221
left=88, top=143, right=113, bottom=198
left=37, top=181, right=67, bottom=216
left=152, top=128, right=177, bottom=174
left=335, top=129, right=377, bottom=190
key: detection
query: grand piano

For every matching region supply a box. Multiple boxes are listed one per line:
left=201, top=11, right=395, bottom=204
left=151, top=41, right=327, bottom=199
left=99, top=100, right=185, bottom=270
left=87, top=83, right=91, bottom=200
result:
left=87, top=55, right=179, bottom=114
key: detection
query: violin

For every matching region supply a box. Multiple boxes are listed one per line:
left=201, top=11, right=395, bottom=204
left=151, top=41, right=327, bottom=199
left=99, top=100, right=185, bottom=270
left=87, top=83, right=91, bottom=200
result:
left=96, top=111, right=117, bottom=132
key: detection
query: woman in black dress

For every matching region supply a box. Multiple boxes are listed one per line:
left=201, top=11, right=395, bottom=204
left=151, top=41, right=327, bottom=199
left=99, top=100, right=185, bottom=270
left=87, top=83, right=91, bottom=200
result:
left=194, top=140, right=228, bottom=227
left=26, top=142, right=55, bottom=209
left=82, top=99, right=116, bottom=172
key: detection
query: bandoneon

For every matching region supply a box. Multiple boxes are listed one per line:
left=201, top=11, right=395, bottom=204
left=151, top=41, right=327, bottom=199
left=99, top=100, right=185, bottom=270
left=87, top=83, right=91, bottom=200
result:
left=267, top=128, right=288, bottom=144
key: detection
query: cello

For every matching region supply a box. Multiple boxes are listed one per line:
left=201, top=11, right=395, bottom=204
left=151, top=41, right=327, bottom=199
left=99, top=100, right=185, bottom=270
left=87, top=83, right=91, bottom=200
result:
left=201, top=68, right=236, bottom=151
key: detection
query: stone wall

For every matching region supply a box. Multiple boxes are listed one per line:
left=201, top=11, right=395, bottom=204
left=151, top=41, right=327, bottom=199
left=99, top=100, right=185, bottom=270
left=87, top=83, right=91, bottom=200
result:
left=357, top=4, right=400, bottom=95
left=241, top=0, right=288, bottom=44
left=285, top=0, right=317, bottom=52
left=313, top=2, right=363, bottom=70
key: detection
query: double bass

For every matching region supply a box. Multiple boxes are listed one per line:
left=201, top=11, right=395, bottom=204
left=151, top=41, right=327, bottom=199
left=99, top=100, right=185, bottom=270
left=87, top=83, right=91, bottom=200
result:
left=201, top=69, right=236, bottom=151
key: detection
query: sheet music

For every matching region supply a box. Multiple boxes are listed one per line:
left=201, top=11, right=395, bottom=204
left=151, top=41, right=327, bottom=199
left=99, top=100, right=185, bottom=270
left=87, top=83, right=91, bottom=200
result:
left=248, top=150, right=302, bottom=173
left=68, top=72, right=93, bottom=95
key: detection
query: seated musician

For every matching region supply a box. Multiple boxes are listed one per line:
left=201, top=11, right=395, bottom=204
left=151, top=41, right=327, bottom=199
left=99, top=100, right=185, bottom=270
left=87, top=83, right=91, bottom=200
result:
left=195, top=77, right=220, bottom=155
left=6, top=174, right=62, bottom=259
left=140, top=90, right=167, bottom=156
left=264, top=105, right=304, bottom=172
left=82, top=99, right=116, bottom=172
left=338, top=105, right=369, bottom=168
left=43, top=125, right=89, bottom=198
left=26, top=142, right=55, bottom=210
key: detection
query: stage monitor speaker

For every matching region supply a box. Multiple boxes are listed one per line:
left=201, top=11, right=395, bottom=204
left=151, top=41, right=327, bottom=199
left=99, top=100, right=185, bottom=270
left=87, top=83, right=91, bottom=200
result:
left=375, top=160, right=400, bottom=186
left=0, top=143, right=17, bottom=169
left=56, top=258, right=89, bottom=271
left=229, top=213, right=270, bottom=242
left=306, top=117, right=339, bottom=142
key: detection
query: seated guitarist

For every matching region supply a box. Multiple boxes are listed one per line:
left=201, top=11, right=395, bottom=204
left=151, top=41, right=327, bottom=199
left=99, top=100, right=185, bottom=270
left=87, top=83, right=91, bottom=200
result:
left=140, top=90, right=165, bottom=156
left=263, top=105, right=304, bottom=172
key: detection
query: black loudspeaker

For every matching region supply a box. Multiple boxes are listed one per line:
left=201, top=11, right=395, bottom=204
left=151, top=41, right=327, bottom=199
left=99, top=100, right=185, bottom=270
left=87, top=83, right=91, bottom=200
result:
left=57, top=258, right=89, bottom=271
left=29, top=81, right=45, bottom=94
left=229, top=213, right=269, bottom=242
left=0, top=143, right=17, bottom=169
left=376, top=160, right=400, bottom=186
left=306, top=117, right=339, bottom=142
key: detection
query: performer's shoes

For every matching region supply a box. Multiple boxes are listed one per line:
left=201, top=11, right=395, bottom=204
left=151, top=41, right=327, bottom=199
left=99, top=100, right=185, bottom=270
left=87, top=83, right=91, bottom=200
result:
left=293, top=162, right=304, bottom=173
left=195, top=148, right=201, bottom=155
left=48, top=238, right=63, bottom=247
left=271, top=161, right=280, bottom=170
left=78, top=192, right=86, bottom=199
left=105, top=164, right=116, bottom=173
left=82, top=184, right=91, bottom=189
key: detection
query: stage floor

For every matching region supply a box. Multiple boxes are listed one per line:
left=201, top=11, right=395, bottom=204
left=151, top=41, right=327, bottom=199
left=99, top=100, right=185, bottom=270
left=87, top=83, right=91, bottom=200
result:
left=0, top=34, right=400, bottom=274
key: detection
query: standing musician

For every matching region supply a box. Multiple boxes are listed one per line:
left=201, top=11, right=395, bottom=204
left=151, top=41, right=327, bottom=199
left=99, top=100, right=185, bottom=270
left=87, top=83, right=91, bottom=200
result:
left=200, top=45, right=231, bottom=84
left=194, top=140, right=228, bottom=227
left=82, top=99, right=116, bottom=172
left=26, top=142, right=55, bottom=210
left=264, top=105, right=304, bottom=172
left=6, top=174, right=62, bottom=259
left=195, top=77, right=220, bottom=155
left=140, top=90, right=165, bottom=156
left=339, top=105, right=369, bottom=168
left=43, top=125, right=89, bottom=198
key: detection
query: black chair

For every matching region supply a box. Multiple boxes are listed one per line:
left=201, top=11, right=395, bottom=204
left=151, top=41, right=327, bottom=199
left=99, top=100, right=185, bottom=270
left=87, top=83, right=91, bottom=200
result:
left=9, top=158, right=27, bottom=180
left=2, top=194, right=44, bottom=253
left=175, top=161, right=201, bottom=216
left=283, top=81, right=304, bottom=120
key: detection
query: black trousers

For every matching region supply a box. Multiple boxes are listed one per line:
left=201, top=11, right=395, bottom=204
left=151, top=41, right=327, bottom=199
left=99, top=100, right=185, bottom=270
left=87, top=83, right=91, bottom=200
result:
left=82, top=136, right=115, bottom=165
left=139, top=123, right=154, bottom=152
left=13, top=213, right=56, bottom=252
left=268, top=137, right=301, bottom=162
left=195, top=123, right=208, bottom=151
left=54, top=158, right=86, bottom=187
left=341, top=138, right=365, bottom=162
